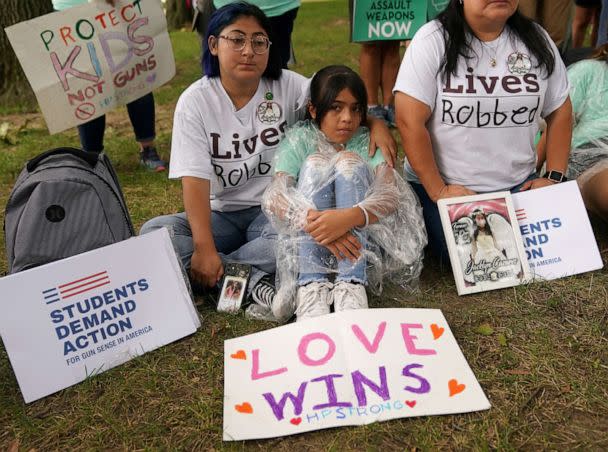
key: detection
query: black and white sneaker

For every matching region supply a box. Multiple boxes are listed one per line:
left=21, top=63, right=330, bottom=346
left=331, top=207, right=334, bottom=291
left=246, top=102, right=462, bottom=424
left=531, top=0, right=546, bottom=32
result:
left=250, top=276, right=275, bottom=309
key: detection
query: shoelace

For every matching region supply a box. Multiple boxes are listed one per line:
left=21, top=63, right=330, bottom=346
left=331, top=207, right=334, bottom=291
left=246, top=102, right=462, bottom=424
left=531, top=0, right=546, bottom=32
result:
left=333, top=283, right=366, bottom=311
left=252, top=282, right=275, bottom=308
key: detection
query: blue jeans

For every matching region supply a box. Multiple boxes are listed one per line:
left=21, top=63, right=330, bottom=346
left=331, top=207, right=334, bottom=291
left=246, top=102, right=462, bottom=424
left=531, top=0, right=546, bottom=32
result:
left=412, top=174, right=537, bottom=264
left=296, top=153, right=372, bottom=286
left=139, top=206, right=277, bottom=294
left=78, top=93, right=155, bottom=153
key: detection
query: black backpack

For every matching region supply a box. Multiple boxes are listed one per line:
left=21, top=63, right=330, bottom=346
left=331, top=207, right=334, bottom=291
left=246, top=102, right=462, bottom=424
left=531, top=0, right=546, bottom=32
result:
left=4, top=147, right=134, bottom=274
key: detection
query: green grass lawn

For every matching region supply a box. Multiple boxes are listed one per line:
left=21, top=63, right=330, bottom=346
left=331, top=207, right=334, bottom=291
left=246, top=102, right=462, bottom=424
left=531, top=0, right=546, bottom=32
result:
left=1, top=1, right=607, bottom=449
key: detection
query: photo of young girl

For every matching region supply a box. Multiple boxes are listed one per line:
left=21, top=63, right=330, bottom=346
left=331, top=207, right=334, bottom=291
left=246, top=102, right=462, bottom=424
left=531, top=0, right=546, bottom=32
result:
left=263, top=65, right=427, bottom=322
left=438, top=193, right=531, bottom=295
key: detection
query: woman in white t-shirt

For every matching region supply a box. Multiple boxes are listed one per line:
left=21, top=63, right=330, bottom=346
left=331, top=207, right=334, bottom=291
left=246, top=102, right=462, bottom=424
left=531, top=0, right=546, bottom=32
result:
left=394, top=0, right=572, bottom=260
left=141, top=2, right=396, bottom=308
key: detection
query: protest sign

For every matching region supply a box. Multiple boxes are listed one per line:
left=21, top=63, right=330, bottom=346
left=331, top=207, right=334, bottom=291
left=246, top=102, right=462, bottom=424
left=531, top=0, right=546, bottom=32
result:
left=0, top=228, right=199, bottom=403
left=223, top=309, right=490, bottom=440
left=512, top=181, right=603, bottom=279
left=5, top=0, right=175, bottom=134
left=427, top=0, right=449, bottom=20
left=351, top=0, right=428, bottom=42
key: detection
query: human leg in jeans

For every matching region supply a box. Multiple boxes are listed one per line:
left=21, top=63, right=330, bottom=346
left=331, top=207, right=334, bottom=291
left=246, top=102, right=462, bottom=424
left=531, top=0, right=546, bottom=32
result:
left=294, top=154, right=336, bottom=320
left=140, top=206, right=276, bottom=295
left=126, top=93, right=166, bottom=172
left=295, top=153, right=371, bottom=320
left=332, top=152, right=372, bottom=312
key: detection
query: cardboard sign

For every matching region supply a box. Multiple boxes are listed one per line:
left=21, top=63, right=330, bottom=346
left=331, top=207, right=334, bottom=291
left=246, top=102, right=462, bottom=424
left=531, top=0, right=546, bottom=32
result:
left=512, top=181, right=603, bottom=279
left=5, top=0, right=175, bottom=134
left=438, top=192, right=532, bottom=295
left=352, top=0, right=427, bottom=42
left=223, top=309, right=490, bottom=440
left=0, top=229, right=199, bottom=403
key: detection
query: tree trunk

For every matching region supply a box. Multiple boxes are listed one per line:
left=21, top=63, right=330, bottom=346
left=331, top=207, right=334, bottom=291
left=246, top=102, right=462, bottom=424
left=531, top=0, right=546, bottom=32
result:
left=166, top=0, right=193, bottom=31
left=0, top=0, right=53, bottom=109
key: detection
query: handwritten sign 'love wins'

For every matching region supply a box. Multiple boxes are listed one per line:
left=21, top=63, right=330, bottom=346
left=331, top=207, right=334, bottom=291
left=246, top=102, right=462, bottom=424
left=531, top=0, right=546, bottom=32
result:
left=223, top=309, right=490, bottom=440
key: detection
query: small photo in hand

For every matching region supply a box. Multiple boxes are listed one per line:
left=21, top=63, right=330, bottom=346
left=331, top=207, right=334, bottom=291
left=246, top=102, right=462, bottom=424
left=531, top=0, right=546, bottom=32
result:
left=438, top=192, right=531, bottom=295
left=217, top=263, right=251, bottom=314
left=218, top=276, right=247, bottom=313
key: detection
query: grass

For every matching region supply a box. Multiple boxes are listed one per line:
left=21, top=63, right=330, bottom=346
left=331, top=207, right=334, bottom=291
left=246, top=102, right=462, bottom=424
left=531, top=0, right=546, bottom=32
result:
left=1, top=1, right=607, bottom=449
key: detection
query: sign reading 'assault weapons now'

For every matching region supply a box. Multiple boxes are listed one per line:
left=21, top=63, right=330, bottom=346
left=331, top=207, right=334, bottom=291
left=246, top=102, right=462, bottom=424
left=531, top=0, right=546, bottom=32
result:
left=351, top=0, right=448, bottom=42
left=223, top=309, right=490, bottom=440
left=5, top=0, right=175, bottom=134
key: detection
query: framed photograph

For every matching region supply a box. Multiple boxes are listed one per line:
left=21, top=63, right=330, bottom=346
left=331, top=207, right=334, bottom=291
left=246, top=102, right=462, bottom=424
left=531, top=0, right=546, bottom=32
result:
left=438, top=192, right=532, bottom=295
left=217, top=263, right=251, bottom=314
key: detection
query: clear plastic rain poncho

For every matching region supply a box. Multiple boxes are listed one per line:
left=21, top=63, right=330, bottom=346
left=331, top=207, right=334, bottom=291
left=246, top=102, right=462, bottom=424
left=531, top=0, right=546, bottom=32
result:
left=566, top=58, right=608, bottom=181
left=252, top=121, right=427, bottom=322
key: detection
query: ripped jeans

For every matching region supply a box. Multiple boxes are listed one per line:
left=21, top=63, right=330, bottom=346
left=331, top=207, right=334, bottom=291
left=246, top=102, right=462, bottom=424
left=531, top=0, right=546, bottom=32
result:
left=296, top=152, right=372, bottom=286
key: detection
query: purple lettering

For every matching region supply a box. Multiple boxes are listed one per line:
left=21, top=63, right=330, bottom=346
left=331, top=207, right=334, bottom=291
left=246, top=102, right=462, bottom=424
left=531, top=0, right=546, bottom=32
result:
left=351, top=366, right=390, bottom=406
left=402, top=363, right=431, bottom=394
left=263, top=382, right=307, bottom=421
left=310, top=374, right=352, bottom=410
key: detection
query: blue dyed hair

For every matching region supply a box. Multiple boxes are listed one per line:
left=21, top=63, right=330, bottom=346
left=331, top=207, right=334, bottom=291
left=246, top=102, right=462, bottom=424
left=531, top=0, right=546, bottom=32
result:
left=202, top=2, right=282, bottom=80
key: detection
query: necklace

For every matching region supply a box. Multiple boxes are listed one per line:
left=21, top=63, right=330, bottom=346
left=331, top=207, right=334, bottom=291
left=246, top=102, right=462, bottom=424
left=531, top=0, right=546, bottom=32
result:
left=481, top=39, right=499, bottom=68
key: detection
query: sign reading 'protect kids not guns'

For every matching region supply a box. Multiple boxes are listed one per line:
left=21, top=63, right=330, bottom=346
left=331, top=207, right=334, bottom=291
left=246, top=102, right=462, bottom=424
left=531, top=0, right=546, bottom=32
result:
left=5, top=0, right=175, bottom=134
left=223, top=309, right=490, bottom=440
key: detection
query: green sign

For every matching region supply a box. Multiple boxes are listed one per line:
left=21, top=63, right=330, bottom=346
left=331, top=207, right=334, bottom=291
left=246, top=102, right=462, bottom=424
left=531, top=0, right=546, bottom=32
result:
left=427, top=0, right=449, bottom=20
left=352, top=0, right=449, bottom=42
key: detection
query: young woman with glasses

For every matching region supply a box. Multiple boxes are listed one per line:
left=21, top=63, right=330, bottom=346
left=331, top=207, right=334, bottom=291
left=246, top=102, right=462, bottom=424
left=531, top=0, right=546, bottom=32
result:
left=141, top=2, right=396, bottom=313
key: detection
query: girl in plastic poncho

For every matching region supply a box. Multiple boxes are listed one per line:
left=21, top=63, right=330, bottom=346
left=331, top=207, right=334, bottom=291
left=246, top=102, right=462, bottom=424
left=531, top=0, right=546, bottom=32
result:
left=262, top=66, right=427, bottom=322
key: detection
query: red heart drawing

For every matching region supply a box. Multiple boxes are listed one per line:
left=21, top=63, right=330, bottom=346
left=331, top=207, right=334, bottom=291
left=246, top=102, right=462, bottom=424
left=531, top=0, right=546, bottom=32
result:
left=290, top=417, right=302, bottom=425
left=235, top=402, right=253, bottom=414
left=405, top=400, right=416, bottom=408
left=431, top=324, right=445, bottom=340
left=230, top=350, right=247, bottom=360
left=448, top=379, right=466, bottom=397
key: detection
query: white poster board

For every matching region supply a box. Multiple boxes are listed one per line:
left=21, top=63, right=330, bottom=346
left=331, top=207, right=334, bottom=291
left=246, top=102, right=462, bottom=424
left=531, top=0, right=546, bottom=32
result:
left=5, top=0, right=175, bottom=134
left=223, top=309, right=490, bottom=440
left=0, top=228, right=199, bottom=403
left=512, top=181, right=603, bottom=279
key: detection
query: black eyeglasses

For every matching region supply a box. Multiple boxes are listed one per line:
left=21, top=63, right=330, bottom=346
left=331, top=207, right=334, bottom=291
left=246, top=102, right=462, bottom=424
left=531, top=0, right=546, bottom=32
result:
left=218, top=33, right=272, bottom=54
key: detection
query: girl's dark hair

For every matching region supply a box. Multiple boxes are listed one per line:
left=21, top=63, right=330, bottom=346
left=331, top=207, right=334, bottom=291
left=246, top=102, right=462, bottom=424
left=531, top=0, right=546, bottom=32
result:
left=202, top=2, right=282, bottom=79
left=471, top=210, right=492, bottom=240
left=590, top=43, right=608, bottom=63
left=437, top=0, right=555, bottom=78
left=306, top=65, right=368, bottom=126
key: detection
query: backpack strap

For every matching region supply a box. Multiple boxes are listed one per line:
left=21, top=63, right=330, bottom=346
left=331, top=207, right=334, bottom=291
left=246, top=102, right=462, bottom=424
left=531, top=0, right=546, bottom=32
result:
left=26, top=147, right=99, bottom=172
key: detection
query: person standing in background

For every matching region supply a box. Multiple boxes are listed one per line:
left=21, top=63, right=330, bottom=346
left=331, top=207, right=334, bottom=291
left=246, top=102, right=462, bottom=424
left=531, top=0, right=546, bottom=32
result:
left=518, top=0, right=574, bottom=50
left=572, top=0, right=601, bottom=48
left=348, top=0, right=400, bottom=127
left=52, top=0, right=166, bottom=171
left=596, top=0, right=608, bottom=45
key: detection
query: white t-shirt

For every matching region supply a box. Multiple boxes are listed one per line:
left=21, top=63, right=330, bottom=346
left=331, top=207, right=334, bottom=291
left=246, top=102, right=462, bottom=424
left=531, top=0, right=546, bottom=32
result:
left=394, top=20, right=570, bottom=192
left=170, top=70, right=309, bottom=211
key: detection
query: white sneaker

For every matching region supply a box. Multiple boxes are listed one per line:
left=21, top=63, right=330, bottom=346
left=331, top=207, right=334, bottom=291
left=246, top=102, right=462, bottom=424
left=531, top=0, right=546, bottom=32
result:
left=332, top=281, right=368, bottom=312
left=295, top=281, right=333, bottom=321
